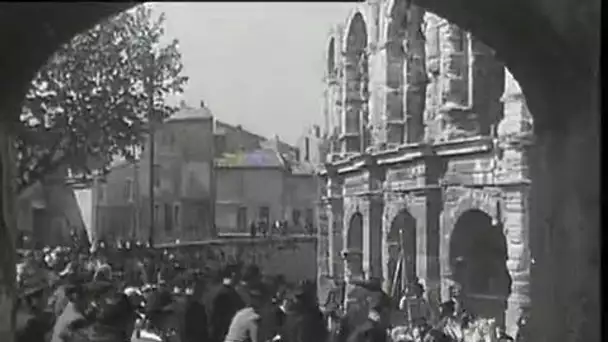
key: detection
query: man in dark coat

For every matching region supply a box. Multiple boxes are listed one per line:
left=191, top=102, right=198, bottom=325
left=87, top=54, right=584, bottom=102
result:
left=209, top=264, right=246, bottom=342
left=345, top=291, right=391, bottom=342
left=61, top=292, right=135, bottom=342
left=281, top=281, right=328, bottom=342
left=16, top=274, right=55, bottom=342
left=180, top=278, right=209, bottom=342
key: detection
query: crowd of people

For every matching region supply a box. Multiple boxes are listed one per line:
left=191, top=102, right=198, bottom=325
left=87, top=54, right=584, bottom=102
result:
left=14, top=241, right=531, bottom=342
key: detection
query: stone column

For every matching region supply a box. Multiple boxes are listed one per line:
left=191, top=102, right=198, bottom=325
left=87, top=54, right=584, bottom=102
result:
left=341, top=53, right=363, bottom=154
left=436, top=23, right=479, bottom=141
left=404, top=5, right=427, bottom=144
left=384, top=15, right=406, bottom=147
left=496, top=68, right=533, bottom=336
left=423, top=13, right=442, bottom=141
left=316, top=198, right=331, bottom=282
left=363, top=193, right=383, bottom=281
left=326, top=173, right=344, bottom=279
left=417, top=187, right=442, bottom=310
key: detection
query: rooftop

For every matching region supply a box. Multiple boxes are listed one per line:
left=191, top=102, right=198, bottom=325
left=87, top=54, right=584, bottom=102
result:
left=166, top=105, right=213, bottom=122
left=215, top=148, right=285, bottom=168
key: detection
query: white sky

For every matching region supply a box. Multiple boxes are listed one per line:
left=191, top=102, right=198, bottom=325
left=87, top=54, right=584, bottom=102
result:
left=153, top=2, right=352, bottom=144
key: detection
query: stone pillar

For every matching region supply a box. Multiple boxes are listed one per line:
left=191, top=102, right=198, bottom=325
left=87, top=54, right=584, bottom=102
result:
left=326, top=173, right=344, bottom=279
left=367, top=44, right=386, bottom=149
left=404, top=5, right=427, bottom=144
left=423, top=13, right=442, bottom=141
left=384, top=15, right=406, bottom=147
left=363, top=193, right=383, bottom=281
left=341, top=53, right=363, bottom=154
left=343, top=249, right=364, bottom=312
left=468, top=37, right=504, bottom=135
left=317, top=198, right=331, bottom=290
left=527, top=88, right=599, bottom=342
left=496, top=68, right=533, bottom=336
left=436, top=23, right=479, bottom=141
left=417, top=187, right=442, bottom=309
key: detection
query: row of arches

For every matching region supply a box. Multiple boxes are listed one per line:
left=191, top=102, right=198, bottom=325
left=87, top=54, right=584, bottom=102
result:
left=345, top=207, right=510, bottom=321
left=325, top=1, right=505, bottom=152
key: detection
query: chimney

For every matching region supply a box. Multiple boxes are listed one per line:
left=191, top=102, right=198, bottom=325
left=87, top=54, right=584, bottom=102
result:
left=200, top=100, right=206, bottom=108
left=314, top=125, right=321, bottom=138
left=236, top=124, right=242, bottom=130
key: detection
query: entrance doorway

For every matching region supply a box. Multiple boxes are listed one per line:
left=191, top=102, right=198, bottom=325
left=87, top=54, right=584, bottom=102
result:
left=449, top=209, right=511, bottom=323
left=387, top=209, right=416, bottom=296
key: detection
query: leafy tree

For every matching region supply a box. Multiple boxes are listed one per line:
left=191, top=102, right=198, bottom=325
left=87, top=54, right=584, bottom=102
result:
left=16, top=4, right=188, bottom=193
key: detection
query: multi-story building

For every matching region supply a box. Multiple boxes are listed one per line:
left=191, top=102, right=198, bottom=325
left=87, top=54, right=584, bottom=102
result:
left=93, top=102, right=216, bottom=245
left=91, top=102, right=318, bottom=244
left=317, top=0, right=533, bottom=335
left=215, top=147, right=318, bottom=236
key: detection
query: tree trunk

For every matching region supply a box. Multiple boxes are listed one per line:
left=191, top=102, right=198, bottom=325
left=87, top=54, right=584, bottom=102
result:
left=0, top=123, right=17, bottom=342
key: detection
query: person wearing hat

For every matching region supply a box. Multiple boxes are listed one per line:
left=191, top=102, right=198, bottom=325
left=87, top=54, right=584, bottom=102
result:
left=144, top=287, right=182, bottom=340
left=434, top=301, right=463, bottom=342
left=344, top=291, right=391, bottom=342
left=50, top=279, right=91, bottom=342
left=281, top=280, right=327, bottom=342
left=61, top=292, right=136, bottom=342
left=180, top=277, right=210, bottom=342
left=398, top=282, right=433, bottom=328
left=209, top=264, right=246, bottom=342
left=224, top=281, right=271, bottom=342
left=515, top=304, right=530, bottom=342
left=16, top=272, right=54, bottom=342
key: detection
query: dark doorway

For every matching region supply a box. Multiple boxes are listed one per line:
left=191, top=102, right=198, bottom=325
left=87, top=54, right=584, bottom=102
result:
left=347, top=212, right=363, bottom=252
left=387, top=210, right=416, bottom=296
left=449, top=209, right=511, bottom=323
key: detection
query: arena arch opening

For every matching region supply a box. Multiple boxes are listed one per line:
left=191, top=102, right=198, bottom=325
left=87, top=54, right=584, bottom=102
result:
left=449, top=209, right=511, bottom=325
left=385, top=209, right=417, bottom=295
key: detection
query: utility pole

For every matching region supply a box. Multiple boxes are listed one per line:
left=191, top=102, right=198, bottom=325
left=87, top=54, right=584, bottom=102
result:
left=147, top=52, right=156, bottom=247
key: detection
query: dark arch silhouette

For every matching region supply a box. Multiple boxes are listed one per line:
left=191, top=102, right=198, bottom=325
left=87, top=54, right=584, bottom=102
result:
left=327, top=37, right=335, bottom=74
left=343, top=12, right=370, bottom=152
left=449, top=209, right=511, bottom=324
left=347, top=212, right=363, bottom=252
left=387, top=209, right=416, bottom=295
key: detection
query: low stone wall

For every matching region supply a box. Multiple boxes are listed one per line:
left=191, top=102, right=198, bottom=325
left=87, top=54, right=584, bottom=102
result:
left=156, top=235, right=317, bottom=283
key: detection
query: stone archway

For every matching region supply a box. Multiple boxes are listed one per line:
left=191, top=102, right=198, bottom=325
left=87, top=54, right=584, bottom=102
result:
left=449, top=209, right=511, bottom=325
left=386, top=209, right=416, bottom=296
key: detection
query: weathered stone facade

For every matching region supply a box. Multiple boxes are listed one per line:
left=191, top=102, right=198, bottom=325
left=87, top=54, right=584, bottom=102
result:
left=318, top=0, right=532, bottom=335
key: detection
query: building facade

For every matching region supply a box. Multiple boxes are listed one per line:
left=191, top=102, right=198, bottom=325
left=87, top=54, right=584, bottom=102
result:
left=92, top=102, right=318, bottom=244
left=93, top=103, right=216, bottom=245
left=215, top=148, right=318, bottom=236
left=317, top=0, right=533, bottom=335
